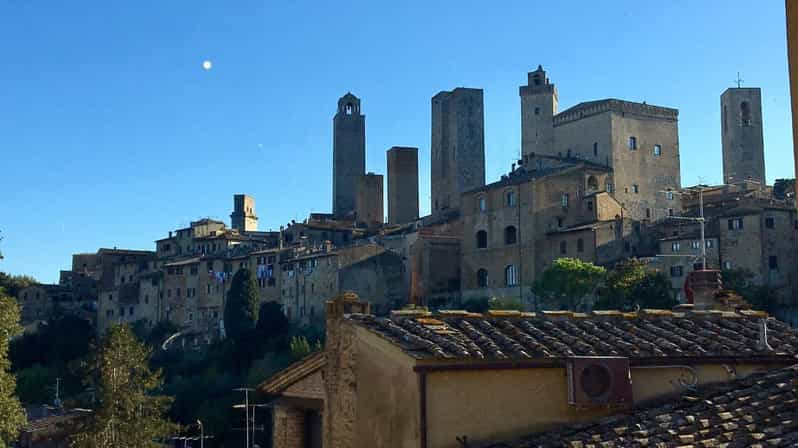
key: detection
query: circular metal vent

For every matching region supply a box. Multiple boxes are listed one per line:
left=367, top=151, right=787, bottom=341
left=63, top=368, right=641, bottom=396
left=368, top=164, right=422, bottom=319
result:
left=580, top=363, right=612, bottom=399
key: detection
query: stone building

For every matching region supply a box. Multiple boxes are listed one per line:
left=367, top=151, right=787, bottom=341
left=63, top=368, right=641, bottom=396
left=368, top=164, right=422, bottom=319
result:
left=231, top=194, right=258, bottom=232
left=520, top=66, right=681, bottom=221
left=260, top=292, right=798, bottom=448
left=721, top=87, right=766, bottom=185
left=382, top=215, right=462, bottom=307
left=430, top=87, right=485, bottom=216
left=655, top=226, right=721, bottom=302
left=355, top=172, right=383, bottom=227
left=16, top=284, right=94, bottom=327
left=279, top=244, right=403, bottom=324
left=460, top=156, right=635, bottom=304
left=387, top=146, right=419, bottom=224
left=333, top=93, right=366, bottom=219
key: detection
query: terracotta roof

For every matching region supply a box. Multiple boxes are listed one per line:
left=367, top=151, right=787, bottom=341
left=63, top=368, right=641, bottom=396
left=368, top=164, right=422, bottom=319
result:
left=349, top=310, right=798, bottom=361
left=505, top=364, right=798, bottom=448
left=258, top=351, right=325, bottom=395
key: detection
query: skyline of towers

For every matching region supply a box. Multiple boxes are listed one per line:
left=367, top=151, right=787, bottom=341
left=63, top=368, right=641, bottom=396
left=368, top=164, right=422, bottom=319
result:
left=721, top=87, right=766, bottom=186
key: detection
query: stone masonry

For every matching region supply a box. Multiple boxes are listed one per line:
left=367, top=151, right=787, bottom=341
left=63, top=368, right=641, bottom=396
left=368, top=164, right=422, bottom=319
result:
left=333, top=93, right=366, bottom=219
left=387, top=146, right=419, bottom=224
left=431, top=87, right=485, bottom=216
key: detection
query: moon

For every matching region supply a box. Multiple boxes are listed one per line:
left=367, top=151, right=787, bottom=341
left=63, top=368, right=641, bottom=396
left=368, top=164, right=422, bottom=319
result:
left=202, top=60, right=213, bottom=71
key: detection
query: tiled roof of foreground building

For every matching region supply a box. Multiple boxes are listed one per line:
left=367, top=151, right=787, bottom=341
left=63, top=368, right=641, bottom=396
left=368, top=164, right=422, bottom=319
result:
left=349, top=309, right=798, bottom=360
left=492, top=364, right=798, bottom=448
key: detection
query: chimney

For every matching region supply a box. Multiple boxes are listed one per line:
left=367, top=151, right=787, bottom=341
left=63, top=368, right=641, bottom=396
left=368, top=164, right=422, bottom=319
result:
left=684, top=269, right=727, bottom=310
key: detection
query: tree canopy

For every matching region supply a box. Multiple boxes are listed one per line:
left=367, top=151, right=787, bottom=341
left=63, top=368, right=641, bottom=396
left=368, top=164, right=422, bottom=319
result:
left=223, top=269, right=260, bottom=342
left=722, top=268, right=773, bottom=312
left=532, top=258, right=606, bottom=310
left=596, top=258, right=677, bottom=310
left=71, top=325, right=176, bottom=448
left=0, top=291, right=26, bottom=447
left=0, top=272, right=37, bottom=298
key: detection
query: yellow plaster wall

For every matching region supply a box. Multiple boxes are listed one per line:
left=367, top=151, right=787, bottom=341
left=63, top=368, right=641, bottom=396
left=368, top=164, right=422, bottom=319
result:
left=355, top=327, right=420, bottom=448
left=424, top=362, right=783, bottom=448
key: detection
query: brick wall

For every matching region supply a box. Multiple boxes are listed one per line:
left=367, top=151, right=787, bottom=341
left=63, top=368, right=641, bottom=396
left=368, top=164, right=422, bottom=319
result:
left=272, top=404, right=305, bottom=448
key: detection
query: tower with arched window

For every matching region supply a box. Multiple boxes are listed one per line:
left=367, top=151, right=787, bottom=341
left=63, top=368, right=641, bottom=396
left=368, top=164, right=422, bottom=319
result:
left=333, top=93, right=366, bottom=219
left=721, top=87, right=766, bottom=186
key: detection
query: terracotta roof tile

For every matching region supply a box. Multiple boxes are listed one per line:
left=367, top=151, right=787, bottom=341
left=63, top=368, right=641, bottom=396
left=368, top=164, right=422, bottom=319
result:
left=502, top=364, right=798, bottom=448
left=350, top=311, right=798, bottom=360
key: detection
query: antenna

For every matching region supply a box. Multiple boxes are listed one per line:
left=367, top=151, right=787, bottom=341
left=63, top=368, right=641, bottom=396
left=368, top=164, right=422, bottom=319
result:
left=736, top=72, right=744, bottom=88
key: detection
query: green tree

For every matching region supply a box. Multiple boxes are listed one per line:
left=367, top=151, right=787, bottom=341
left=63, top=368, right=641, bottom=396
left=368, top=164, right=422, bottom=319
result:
left=461, top=297, right=490, bottom=313
left=223, top=269, right=260, bottom=342
left=722, top=268, right=772, bottom=312
left=596, top=259, right=676, bottom=310
left=0, top=292, right=26, bottom=447
left=488, top=297, right=523, bottom=311
left=289, top=336, right=321, bottom=361
left=71, top=325, right=176, bottom=448
left=256, top=301, right=289, bottom=340
left=0, top=272, right=37, bottom=298
left=532, top=258, right=606, bottom=310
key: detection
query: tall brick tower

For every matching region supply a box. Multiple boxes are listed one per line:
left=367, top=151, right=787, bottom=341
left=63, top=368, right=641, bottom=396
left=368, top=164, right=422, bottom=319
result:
left=231, top=194, right=258, bottom=232
left=430, top=88, right=485, bottom=215
left=387, top=146, right=419, bottom=224
left=333, top=93, right=366, bottom=219
left=520, top=65, right=558, bottom=158
left=721, top=87, right=766, bottom=186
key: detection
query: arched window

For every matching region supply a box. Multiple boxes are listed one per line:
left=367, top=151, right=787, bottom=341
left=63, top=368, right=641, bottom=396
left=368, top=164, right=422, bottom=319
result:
left=505, top=265, right=517, bottom=286
left=504, top=226, right=517, bottom=245
left=477, top=269, right=488, bottom=288
left=560, top=241, right=567, bottom=255
left=586, top=176, right=598, bottom=192
left=345, top=103, right=354, bottom=115
left=476, top=230, right=488, bottom=249
left=740, top=101, right=751, bottom=126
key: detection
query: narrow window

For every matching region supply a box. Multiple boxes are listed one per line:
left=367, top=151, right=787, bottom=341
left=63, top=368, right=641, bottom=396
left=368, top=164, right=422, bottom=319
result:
left=666, top=190, right=674, bottom=200
left=505, top=265, right=517, bottom=287
left=478, top=197, right=487, bottom=212
left=706, top=240, right=714, bottom=249
left=476, top=230, right=488, bottom=249
left=672, top=242, right=681, bottom=252
left=504, top=226, right=517, bottom=245
left=506, top=191, right=516, bottom=207
left=628, top=136, right=637, bottom=150
left=477, top=269, right=488, bottom=288
left=577, top=238, right=584, bottom=253
left=646, top=208, right=651, bottom=219
left=534, top=107, right=541, bottom=115
left=560, top=241, right=567, bottom=255
left=769, top=256, right=779, bottom=271
left=691, top=240, right=701, bottom=250
left=587, top=201, right=593, bottom=211
left=724, top=261, right=732, bottom=270
left=593, top=142, right=598, bottom=156
left=606, top=182, right=614, bottom=193
left=728, top=218, right=744, bottom=230
left=653, top=144, right=662, bottom=157
left=765, top=217, right=775, bottom=229
left=632, top=184, right=639, bottom=194
left=741, top=101, right=752, bottom=126
left=670, top=265, right=684, bottom=277
left=561, top=192, right=569, bottom=208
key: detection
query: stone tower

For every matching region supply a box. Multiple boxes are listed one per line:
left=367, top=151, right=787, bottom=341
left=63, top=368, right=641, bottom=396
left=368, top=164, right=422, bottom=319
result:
left=721, top=87, right=766, bottom=185
left=431, top=88, right=485, bottom=215
left=231, top=194, right=258, bottom=232
left=387, top=146, right=419, bottom=224
left=356, top=173, right=384, bottom=226
left=520, top=65, right=558, bottom=158
left=333, top=93, right=366, bottom=219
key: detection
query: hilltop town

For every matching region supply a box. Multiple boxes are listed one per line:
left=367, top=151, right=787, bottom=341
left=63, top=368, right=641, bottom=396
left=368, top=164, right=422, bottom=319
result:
left=5, top=62, right=798, bottom=448
left=15, top=66, right=797, bottom=341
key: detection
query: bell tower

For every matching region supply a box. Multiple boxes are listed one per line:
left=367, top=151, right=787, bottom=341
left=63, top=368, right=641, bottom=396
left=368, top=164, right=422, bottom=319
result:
left=721, top=87, right=766, bottom=186
left=333, top=93, right=366, bottom=219
left=520, top=65, right=558, bottom=159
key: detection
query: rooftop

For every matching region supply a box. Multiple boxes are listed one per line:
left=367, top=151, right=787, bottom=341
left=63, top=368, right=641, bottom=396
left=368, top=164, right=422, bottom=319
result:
left=349, top=309, right=798, bottom=362
left=465, top=161, right=611, bottom=195
left=507, top=363, right=798, bottom=447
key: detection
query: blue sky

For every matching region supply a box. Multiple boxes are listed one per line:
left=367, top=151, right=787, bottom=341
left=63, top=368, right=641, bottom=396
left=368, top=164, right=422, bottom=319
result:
left=0, top=0, right=793, bottom=283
